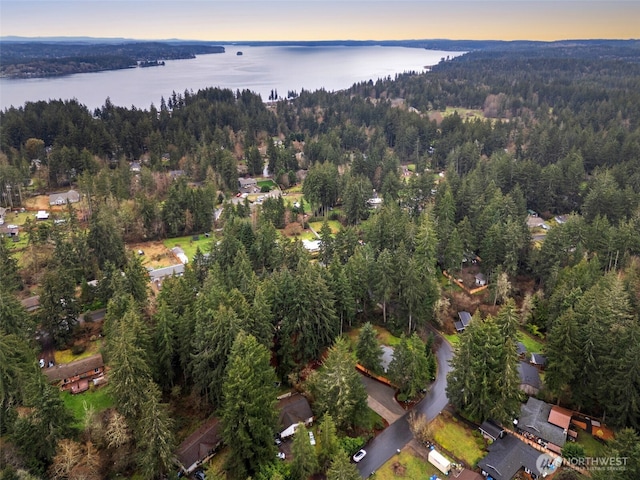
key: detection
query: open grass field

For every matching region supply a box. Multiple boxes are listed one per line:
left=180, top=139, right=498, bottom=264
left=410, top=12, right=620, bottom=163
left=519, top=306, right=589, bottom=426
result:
left=430, top=414, right=486, bottom=467
left=62, top=386, right=114, bottom=428
left=375, top=448, right=443, bottom=480
left=308, top=220, right=341, bottom=235
left=126, top=241, right=176, bottom=269
left=518, top=330, right=545, bottom=353
left=163, top=235, right=213, bottom=262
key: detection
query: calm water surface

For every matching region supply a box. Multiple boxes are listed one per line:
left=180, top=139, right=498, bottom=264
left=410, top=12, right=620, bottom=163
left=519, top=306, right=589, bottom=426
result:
left=0, top=46, right=463, bottom=111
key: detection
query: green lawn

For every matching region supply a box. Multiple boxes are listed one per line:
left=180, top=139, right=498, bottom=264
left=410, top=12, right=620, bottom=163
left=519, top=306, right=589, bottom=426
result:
left=430, top=414, right=486, bottom=467
left=518, top=330, right=545, bottom=353
left=62, top=386, right=114, bottom=428
left=376, top=449, right=443, bottom=480
left=576, top=429, right=607, bottom=458
left=257, top=179, right=278, bottom=190
left=443, top=333, right=460, bottom=347
left=163, top=235, right=213, bottom=261
left=308, top=220, right=341, bottom=235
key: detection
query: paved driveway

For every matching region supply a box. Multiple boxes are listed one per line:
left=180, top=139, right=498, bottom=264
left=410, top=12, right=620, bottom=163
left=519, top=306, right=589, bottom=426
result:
left=356, top=332, right=453, bottom=477
left=360, top=375, right=406, bottom=424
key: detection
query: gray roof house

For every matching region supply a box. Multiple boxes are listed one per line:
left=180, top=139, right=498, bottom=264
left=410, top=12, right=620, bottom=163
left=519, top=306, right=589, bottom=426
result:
left=516, top=397, right=567, bottom=450
left=238, top=177, right=258, bottom=189
left=518, top=361, right=541, bottom=396
left=278, top=394, right=314, bottom=439
left=148, top=264, right=185, bottom=283
left=454, top=311, right=473, bottom=332
left=49, top=190, right=80, bottom=205
left=478, top=434, right=555, bottom=480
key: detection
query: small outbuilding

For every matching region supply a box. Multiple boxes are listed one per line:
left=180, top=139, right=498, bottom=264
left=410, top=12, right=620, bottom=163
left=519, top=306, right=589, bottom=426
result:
left=428, top=448, right=451, bottom=475
left=474, top=273, right=487, bottom=286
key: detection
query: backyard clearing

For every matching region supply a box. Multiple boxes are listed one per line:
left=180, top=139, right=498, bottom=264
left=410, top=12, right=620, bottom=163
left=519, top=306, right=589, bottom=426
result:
left=376, top=445, right=443, bottom=480
left=430, top=412, right=486, bottom=467
left=127, top=241, right=177, bottom=269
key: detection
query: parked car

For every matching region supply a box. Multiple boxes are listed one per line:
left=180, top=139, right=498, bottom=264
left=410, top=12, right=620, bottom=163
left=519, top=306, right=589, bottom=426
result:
left=194, top=469, right=205, bottom=480
left=277, top=452, right=285, bottom=460
left=309, top=431, right=316, bottom=446
left=353, top=449, right=367, bottom=463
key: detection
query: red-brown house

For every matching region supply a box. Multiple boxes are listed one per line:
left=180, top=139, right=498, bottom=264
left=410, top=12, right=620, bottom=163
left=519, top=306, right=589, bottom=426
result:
left=43, top=354, right=105, bottom=394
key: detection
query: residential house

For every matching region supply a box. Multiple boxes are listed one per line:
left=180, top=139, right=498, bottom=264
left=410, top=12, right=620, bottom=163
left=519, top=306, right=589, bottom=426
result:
left=530, top=353, right=547, bottom=369
left=479, top=419, right=505, bottom=442
left=238, top=177, right=258, bottom=190
left=515, top=397, right=568, bottom=453
left=148, top=264, right=185, bottom=284
left=454, top=311, right=472, bottom=333
left=518, top=361, right=541, bottom=396
left=474, top=273, right=487, bottom=286
left=478, top=434, right=557, bottom=480
left=277, top=394, right=314, bottom=439
left=49, top=190, right=80, bottom=206
left=176, top=417, right=222, bottom=474
left=43, top=354, right=104, bottom=394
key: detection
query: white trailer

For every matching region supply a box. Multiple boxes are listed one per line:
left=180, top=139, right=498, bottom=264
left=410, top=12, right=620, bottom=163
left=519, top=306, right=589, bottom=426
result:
left=428, top=448, right=452, bottom=475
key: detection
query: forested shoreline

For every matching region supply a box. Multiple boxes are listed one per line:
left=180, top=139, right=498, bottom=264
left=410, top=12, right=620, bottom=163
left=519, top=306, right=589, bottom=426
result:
left=1, top=41, right=640, bottom=479
left=0, top=42, right=225, bottom=78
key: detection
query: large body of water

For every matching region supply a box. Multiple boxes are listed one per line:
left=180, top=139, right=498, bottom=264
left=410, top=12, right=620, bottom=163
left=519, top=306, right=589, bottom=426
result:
left=0, top=45, right=463, bottom=112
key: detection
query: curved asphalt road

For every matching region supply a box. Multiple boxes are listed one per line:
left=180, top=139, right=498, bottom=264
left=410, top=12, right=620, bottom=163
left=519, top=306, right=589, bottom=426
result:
left=356, top=332, right=453, bottom=477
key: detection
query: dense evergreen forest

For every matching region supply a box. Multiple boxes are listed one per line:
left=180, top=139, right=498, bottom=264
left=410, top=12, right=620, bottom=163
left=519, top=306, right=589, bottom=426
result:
left=0, top=42, right=225, bottom=78
left=1, top=41, right=640, bottom=479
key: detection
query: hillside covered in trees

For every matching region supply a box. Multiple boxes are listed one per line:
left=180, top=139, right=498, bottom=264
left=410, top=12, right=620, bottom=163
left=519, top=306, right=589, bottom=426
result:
left=1, top=40, right=640, bottom=479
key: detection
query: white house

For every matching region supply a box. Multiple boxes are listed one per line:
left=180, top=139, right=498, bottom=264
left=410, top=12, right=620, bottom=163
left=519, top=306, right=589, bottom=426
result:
left=277, top=394, right=313, bottom=439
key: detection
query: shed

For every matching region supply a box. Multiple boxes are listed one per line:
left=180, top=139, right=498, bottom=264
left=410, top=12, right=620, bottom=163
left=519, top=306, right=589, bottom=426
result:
left=479, top=419, right=505, bottom=442
left=516, top=342, right=527, bottom=358
left=428, top=448, right=451, bottom=475
left=474, top=273, right=487, bottom=286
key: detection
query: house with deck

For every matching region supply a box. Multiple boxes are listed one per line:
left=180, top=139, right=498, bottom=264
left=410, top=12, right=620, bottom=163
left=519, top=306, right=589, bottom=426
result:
left=43, top=354, right=105, bottom=394
left=478, top=434, right=558, bottom=480
left=515, top=397, right=569, bottom=454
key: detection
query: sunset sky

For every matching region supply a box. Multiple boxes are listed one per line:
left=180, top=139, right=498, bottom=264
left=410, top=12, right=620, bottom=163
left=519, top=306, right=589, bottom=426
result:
left=1, top=1, right=639, bottom=42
